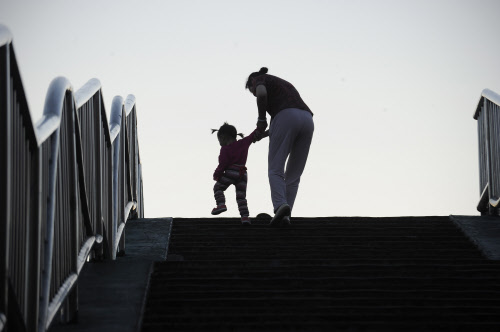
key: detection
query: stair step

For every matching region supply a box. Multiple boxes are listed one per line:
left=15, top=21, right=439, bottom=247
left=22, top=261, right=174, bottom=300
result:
left=141, top=217, right=500, bottom=331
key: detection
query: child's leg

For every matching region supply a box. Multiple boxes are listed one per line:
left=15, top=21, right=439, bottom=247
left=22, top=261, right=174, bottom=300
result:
left=214, top=180, right=229, bottom=206
left=213, top=169, right=239, bottom=205
left=235, top=172, right=249, bottom=217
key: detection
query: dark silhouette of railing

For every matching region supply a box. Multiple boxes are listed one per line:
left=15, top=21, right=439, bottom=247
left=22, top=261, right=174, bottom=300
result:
left=0, top=25, right=144, bottom=332
left=474, top=89, right=500, bottom=215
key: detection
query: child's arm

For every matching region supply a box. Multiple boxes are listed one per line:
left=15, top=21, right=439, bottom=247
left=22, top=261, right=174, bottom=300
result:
left=213, top=148, right=229, bottom=181
left=213, top=162, right=225, bottom=181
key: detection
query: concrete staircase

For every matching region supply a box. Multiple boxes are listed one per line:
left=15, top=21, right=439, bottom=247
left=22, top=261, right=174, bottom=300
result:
left=140, top=217, right=500, bottom=331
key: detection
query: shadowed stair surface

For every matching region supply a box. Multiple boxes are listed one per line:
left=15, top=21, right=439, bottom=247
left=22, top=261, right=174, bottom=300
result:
left=141, top=217, right=500, bottom=331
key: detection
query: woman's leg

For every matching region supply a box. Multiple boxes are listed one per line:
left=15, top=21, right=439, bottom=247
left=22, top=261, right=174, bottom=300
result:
left=285, top=112, right=314, bottom=211
left=268, top=109, right=299, bottom=211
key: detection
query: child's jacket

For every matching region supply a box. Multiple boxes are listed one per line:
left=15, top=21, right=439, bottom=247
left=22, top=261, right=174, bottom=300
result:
left=213, top=129, right=257, bottom=181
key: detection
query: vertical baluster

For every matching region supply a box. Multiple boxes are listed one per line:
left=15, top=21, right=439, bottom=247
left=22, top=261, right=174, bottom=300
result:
left=484, top=99, right=492, bottom=214
left=0, top=41, right=10, bottom=331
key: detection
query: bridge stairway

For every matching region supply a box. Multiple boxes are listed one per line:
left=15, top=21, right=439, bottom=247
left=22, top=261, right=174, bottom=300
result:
left=140, top=217, right=500, bottom=331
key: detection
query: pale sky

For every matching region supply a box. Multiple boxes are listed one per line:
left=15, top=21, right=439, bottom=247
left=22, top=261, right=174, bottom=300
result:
left=1, top=0, right=499, bottom=218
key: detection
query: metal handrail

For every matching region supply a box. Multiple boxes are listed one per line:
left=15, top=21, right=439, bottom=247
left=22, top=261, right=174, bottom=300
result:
left=474, top=89, right=500, bottom=120
left=474, top=88, right=500, bottom=214
left=0, top=24, right=144, bottom=332
left=74, top=78, right=102, bottom=109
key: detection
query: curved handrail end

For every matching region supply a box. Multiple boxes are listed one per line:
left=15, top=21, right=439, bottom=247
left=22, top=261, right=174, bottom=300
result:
left=36, top=77, right=73, bottom=144
left=114, top=223, right=126, bottom=255
left=95, top=234, right=103, bottom=244
left=489, top=197, right=500, bottom=208
left=45, top=274, right=78, bottom=330
left=477, top=184, right=489, bottom=212
left=77, top=237, right=96, bottom=274
left=125, top=201, right=135, bottom=219
left=0, top=24, right=12, bottom=47
left=0, top=313, right=6, bottom=331
left=113, top=201, right=137, bottom=255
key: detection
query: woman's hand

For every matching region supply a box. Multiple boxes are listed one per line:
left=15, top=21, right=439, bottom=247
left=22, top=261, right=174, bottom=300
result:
left=257, top=118, right=268, bottom=131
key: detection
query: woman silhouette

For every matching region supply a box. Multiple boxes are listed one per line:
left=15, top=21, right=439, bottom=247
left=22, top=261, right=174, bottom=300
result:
left=246, top=67, right=314, bottom=226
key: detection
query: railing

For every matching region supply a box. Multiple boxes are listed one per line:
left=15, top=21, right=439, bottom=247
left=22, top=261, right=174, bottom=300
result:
left=474, top=88, right=500, bottom=215
left=0, top=25, right=144, bottom=332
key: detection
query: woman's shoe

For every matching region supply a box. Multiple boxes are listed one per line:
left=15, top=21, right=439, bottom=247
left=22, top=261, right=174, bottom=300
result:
left=281, top=216, right=291, bottom=226
left=269, top=203, right=290, bottom=227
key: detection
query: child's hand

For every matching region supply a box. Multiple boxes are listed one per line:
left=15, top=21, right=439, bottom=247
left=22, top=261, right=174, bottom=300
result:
left=253, top=130, right=263, bottom=142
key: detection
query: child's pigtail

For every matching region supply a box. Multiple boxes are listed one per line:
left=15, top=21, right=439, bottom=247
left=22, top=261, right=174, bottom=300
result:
left=211, top=129, right=218, bottom=134
left=237, top=133, right=245, bottom=138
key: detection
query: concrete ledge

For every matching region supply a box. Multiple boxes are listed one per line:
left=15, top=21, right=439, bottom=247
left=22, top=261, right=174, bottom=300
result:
left=451, top=215, right=500, bottom=260
left=49, top=218, right=172, bottom=332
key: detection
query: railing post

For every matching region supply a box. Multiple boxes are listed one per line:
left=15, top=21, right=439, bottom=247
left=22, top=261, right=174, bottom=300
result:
left=63, top=92, right=79, bottom=325
left=484, top=100, right=497, bottom=215
left=0, top=40, right=11, bottom=332
left=111, top=131, right=120, bottom=259
left=94, top=92, right=104, bottom=259
left=118, top=108, right=127, bottom=255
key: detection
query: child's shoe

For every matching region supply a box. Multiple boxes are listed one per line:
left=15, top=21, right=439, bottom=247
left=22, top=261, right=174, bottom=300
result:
left=241, top=217, right=251, bottom=226
left=211, top=204, right=227, bottom=215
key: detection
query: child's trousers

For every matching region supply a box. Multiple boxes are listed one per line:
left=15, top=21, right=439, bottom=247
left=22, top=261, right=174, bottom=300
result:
left=213, top=166, right=249, bottom=217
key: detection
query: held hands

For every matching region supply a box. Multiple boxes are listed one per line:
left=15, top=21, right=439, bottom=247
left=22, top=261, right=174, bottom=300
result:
left=257, top=118, right=268, bottom=131
left=253, top=117, right=268, bottom=142
left=253, top=129, right=269, bottom=142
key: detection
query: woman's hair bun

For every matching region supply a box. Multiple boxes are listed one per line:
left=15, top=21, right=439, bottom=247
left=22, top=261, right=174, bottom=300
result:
left=245, top=67, right=269, bottom=89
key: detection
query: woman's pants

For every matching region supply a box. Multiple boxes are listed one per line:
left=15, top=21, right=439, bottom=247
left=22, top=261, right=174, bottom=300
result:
left=268, top=108, right=314, bottom=213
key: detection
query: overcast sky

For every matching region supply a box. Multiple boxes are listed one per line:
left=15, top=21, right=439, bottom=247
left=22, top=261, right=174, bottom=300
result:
left=1, top=0, right=500, bottom=218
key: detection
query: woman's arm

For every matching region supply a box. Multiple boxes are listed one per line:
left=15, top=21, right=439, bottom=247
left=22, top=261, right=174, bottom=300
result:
left=256, top=84, right=268, bottom=131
